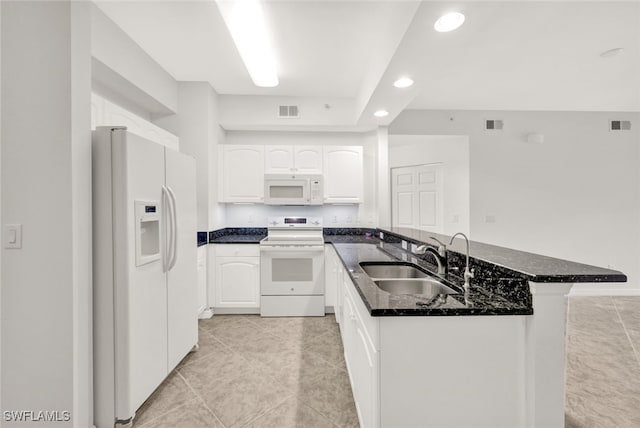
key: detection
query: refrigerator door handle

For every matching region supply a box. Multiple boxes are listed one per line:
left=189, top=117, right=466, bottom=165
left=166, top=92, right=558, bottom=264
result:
left=162, top=185, right=174, bottom=273
left=167, top=186, right=178, bottom=271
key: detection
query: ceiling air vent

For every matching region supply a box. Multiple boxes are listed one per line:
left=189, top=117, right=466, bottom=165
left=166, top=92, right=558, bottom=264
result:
left=485, top=119, right=504, bottom=130
left=278, top=105, right=299, bottom=118
left=610, top=120, right=631, bottom=131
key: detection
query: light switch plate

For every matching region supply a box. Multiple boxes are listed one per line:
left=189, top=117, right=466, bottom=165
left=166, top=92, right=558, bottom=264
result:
left=5, top=224, right=22, bottom=249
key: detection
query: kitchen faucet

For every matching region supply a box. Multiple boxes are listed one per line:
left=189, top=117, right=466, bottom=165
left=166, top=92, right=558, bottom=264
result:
left=449, top=232, right=474, bottom=292
left=414, top=236, right=448, bottom=275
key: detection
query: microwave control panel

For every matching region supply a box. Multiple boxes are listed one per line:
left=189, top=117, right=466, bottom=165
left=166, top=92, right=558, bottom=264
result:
left=310, top=178, right=323, bottom=204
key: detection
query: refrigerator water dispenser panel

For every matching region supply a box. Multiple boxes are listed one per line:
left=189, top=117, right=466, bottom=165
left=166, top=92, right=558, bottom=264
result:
left=135, top=200, right=161, bottom=266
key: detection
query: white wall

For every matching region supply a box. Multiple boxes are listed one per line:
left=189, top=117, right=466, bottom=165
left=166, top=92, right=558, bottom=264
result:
left=222, top=131, right=378, bottom=228
left=390, top=110, right=640, bottom=292
left=218, top=95, right=360, bottom=131
left=389, top=135, right=470, bottom=236
left=91, top=4, right=178, bottom=120
left=1, top=2, right=92, bottom=427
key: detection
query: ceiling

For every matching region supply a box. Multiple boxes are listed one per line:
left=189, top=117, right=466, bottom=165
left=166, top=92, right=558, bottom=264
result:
left=94, top=0, right=417, bottom=98
left=95, top=0, right=640, bottom=127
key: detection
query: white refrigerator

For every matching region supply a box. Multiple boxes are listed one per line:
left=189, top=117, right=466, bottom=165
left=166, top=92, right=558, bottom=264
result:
left=92, top=127, right=198, bottom=428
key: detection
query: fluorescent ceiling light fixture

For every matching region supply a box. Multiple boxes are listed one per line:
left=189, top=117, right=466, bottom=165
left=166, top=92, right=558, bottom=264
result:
left=216, top=0, right=278, bottom=87
left=374, top=110, right=389, bottom=117
left=393, top=77, right=414, bottom=88
left=434, top=12, right=465, bottom=32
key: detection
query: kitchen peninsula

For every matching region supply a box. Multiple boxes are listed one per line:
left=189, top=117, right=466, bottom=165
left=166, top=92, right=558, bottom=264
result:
left=210, top=226, right=625, bottom=427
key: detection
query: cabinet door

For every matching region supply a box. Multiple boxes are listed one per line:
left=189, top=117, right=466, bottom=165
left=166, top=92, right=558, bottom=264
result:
left=215, top=256, right=260, bottom=308
left=220, top=145, right=264, bottom=202
left=294, top=146, right=323, bottom=174
left=324, top=245, right=337, bottom=310
left=323, top=146, right=363, bottom=203
left=197, top=246, right=208, bottom=315
left=265, top=145, right=294, bottom=174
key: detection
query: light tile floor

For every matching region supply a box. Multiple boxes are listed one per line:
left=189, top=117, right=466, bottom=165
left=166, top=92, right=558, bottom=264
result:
left=132, top=297, right=640, bottom=428
left=565, top=296, right=640, bottom=428
left=133, top=314, right=357, bottom=428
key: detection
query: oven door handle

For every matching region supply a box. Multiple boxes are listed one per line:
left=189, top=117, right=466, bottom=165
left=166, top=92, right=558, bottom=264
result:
left=260, top=245, right=325, bottom=253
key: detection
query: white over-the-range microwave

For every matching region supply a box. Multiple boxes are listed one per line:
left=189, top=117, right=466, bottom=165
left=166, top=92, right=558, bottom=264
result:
left=264, top=174, right=323, bottom=205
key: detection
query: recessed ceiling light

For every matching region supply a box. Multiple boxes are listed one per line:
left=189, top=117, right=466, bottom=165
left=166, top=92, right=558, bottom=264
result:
left=434, top=12, right=465, bottom=32
left=216, top=0, right=279, bottom=87
left=393, top=77, right=414, bottom=88
left=600, top=47, right=624, bottom=58
left=374, top=110, right=389, bottom=118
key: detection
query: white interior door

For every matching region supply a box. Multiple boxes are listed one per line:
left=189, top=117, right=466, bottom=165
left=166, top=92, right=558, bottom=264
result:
left=164, top=148, right=198, bottom=371
left=391, top=164, right=443, bottom=233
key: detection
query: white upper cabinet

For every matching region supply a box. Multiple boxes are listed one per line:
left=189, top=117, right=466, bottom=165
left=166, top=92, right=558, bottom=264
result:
left=264, top=145, right=294, bottom=173
left=219, top=145, right=265, bottom=202
left=323, top=146, right=363, bottom=203
left=293, top=146, right=323, bottom=174
left=264, top=145, right=323, bottom=174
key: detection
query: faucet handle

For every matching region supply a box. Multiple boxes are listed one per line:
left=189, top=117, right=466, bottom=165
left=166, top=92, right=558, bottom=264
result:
left=428, top=236, right=447, bottom=256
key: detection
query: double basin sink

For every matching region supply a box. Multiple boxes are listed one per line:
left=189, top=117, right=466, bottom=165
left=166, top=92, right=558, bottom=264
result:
left=359, top=262, right=458, bottom=297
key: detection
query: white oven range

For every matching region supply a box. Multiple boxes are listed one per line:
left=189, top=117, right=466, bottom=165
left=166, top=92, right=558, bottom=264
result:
left=260, top=216, right=325, bottom=317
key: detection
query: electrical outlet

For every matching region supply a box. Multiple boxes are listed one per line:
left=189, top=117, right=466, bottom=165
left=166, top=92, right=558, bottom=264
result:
left=379, top=232, right=384, bottom=239
left=332, top=215, right=338, bottom=223
left=411, top=243, right=419, bottom=253
left=402, top=240, right=408, bottom=250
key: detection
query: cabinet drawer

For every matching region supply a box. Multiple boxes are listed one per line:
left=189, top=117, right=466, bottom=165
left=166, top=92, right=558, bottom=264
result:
left=214, top=244, right=260, bottom=257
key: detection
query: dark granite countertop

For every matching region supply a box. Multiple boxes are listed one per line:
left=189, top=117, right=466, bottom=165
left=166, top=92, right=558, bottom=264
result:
left=332, top=242, right=532, bottom=317
left=207, top=227, right=380, bottom=244
left=380, top=227, right=627, bottom=283
left=209, top=228, right=267, bottom=244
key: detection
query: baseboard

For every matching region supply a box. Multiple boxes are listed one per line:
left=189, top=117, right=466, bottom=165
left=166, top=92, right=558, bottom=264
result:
left=198, top=308, right=214, bottom=319
left=212, top=307, right=261, bottom=315
left=569, top=284, right=640, bottom=297
left=324, top=306, right=335, bottom=314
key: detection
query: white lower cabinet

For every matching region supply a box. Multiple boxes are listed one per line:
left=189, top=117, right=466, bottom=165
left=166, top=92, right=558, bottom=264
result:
left=196, top=246, right=209, bottom=317
left=213, top=245, right=260, bottom=311
left=324, top=244, right=340, bottom=314
left=342, top=270, right=379, bottom=428
left=340, top=266, right=527, bottom=428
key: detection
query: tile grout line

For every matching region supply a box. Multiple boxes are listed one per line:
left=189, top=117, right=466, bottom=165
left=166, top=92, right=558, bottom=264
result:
left=611, top=298, right=640, bottom=367
left=176, top=370, right=228, bottom=428
left=238, top=393, right=297, bottom=428
left=134, top=400, right=195, bottom=428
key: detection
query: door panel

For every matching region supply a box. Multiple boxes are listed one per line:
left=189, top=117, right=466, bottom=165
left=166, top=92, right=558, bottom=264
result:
left=397, top=192, right=414, bottom=226
left=115, top=131, right=168, bottom=417
left=294, top=146, right=323, bottom=173
left=391, top=164, right=443, bottom=233
left=216, top=257, right=260, bottom=307
left=265, top=145, right=294, bottom=173
left=164, top=148, right=198, bottom=371
left=419, top=191, right=437, bottom=227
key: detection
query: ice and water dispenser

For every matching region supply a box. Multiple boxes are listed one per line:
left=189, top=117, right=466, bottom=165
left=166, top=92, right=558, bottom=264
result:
left=135, top=201, right=161, bottom=266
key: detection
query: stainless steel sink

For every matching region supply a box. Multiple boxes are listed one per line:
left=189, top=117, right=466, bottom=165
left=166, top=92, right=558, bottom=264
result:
left=360, top=263, right=429, bottom=279
left=374, top=279, right=458, bottom=296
